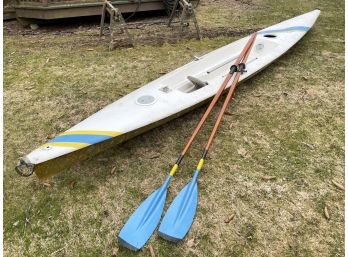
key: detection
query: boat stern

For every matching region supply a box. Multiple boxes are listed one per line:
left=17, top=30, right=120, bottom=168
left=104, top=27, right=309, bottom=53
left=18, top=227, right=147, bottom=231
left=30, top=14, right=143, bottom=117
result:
left=16, top=130, right=124, bottom=180
left=16, top=156, right=35, bottom=177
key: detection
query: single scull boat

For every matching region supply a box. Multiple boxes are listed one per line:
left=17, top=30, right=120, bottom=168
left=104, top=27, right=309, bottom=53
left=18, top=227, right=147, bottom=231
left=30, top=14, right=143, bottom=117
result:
left=16, top=9, right=320, bottom=180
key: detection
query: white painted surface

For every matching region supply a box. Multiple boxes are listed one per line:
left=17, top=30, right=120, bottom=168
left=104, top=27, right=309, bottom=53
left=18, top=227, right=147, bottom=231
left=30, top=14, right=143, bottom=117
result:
left=25, top=10, right=320, bottom=165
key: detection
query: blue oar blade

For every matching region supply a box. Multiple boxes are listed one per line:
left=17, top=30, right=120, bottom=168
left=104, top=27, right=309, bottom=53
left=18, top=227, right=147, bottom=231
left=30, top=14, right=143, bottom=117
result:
left=118, top=176, right=171, bottom=251
left=158, top=170, right=199, bottom=242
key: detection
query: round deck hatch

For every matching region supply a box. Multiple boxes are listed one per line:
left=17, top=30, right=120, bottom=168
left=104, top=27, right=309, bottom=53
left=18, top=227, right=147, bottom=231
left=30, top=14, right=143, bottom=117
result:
left=136, top=95, right=156, bottom=106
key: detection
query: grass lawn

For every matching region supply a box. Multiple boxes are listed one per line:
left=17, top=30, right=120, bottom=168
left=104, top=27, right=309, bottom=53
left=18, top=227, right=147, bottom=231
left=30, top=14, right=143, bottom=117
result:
left=4, top=0, right=344, bottom=256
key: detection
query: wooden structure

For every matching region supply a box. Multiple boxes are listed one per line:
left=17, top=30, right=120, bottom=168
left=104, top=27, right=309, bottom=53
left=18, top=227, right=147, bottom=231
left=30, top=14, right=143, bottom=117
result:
left=14, top=0, right=165, bottom=21
left=168, top=0, right=201, bottom=39
left=98, top=0, right=201, bottom=50
left=4, top=0, right=16, bottom=20
left=100, top=1, right=133, bottom=50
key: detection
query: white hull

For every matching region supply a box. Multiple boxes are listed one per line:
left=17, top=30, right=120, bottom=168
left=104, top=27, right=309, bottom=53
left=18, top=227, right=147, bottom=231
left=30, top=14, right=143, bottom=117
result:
left=17, top=10, right=320, bottom=179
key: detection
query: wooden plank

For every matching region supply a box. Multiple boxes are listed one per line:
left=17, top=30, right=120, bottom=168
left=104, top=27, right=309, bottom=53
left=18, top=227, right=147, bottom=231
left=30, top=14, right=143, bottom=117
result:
left=4, top=9, right=16, bottom=20
left=4, top=0, right=16, bottom=20
left=15, top=0, right=165, bottom=20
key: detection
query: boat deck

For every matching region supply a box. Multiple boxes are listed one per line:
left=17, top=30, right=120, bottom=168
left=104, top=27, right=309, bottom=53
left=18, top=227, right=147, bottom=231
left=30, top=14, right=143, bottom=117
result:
left=13, top=0, right=165, bottom=20
left=4, top=0, right=16, bottom=20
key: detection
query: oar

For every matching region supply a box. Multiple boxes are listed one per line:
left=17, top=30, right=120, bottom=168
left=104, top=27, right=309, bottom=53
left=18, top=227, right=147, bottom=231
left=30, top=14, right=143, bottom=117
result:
left=158, top=33, right=257, bottom=242
left=118, top=34, right=257, bottom=251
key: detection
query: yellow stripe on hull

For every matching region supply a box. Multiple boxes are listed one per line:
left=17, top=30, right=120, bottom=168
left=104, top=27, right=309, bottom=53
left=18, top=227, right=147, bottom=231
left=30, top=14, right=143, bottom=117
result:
left=59, top=130, right=122, bottom=137
left=42, top=142, right=90, bottom=149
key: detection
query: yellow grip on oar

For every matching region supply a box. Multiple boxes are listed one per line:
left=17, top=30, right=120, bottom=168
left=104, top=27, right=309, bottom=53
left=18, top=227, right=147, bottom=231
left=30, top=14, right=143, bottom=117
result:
left=169, top=164, right=179, bottom=176
left=197, top=159, right=204, bottom=171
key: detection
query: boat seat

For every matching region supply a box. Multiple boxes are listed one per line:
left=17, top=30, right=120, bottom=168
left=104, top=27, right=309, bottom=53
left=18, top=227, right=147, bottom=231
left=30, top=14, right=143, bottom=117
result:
left=187, top=76, right=208, bottom=89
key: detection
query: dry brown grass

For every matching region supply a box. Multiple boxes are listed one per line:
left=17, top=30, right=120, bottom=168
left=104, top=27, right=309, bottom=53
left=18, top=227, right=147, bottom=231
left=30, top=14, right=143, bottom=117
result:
left=4, top=0, right=344, bottom=256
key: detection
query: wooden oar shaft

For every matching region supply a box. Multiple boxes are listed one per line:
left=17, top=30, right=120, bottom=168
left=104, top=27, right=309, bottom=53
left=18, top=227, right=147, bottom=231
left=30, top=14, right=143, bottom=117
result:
left=169, top=33, right=257, bottom=177
left=205, top=33, right=257, bottom=152
left=180, top=34, right=257, bottom=153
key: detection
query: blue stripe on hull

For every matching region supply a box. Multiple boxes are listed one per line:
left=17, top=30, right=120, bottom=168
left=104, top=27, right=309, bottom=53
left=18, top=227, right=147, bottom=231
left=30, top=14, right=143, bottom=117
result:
left=258, top=26, right=310, bottom=34
left=49, top=134, right=113, bottom=145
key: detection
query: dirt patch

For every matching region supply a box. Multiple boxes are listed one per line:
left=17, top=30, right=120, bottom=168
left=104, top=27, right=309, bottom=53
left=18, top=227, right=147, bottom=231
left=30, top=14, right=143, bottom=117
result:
left=4, top=0, right=262, bottom=48
left=4, top=0, right=344, bottom=256
left=4, top=18, right=259, bottom=49
left=106, top=26, right=259, bottom=47
left=203, top=0, right=261, bottom=8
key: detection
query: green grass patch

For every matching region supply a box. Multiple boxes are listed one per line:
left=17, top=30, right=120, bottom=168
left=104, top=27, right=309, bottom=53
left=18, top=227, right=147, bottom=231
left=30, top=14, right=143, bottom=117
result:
left=4, top=0, right=344, bottom=256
